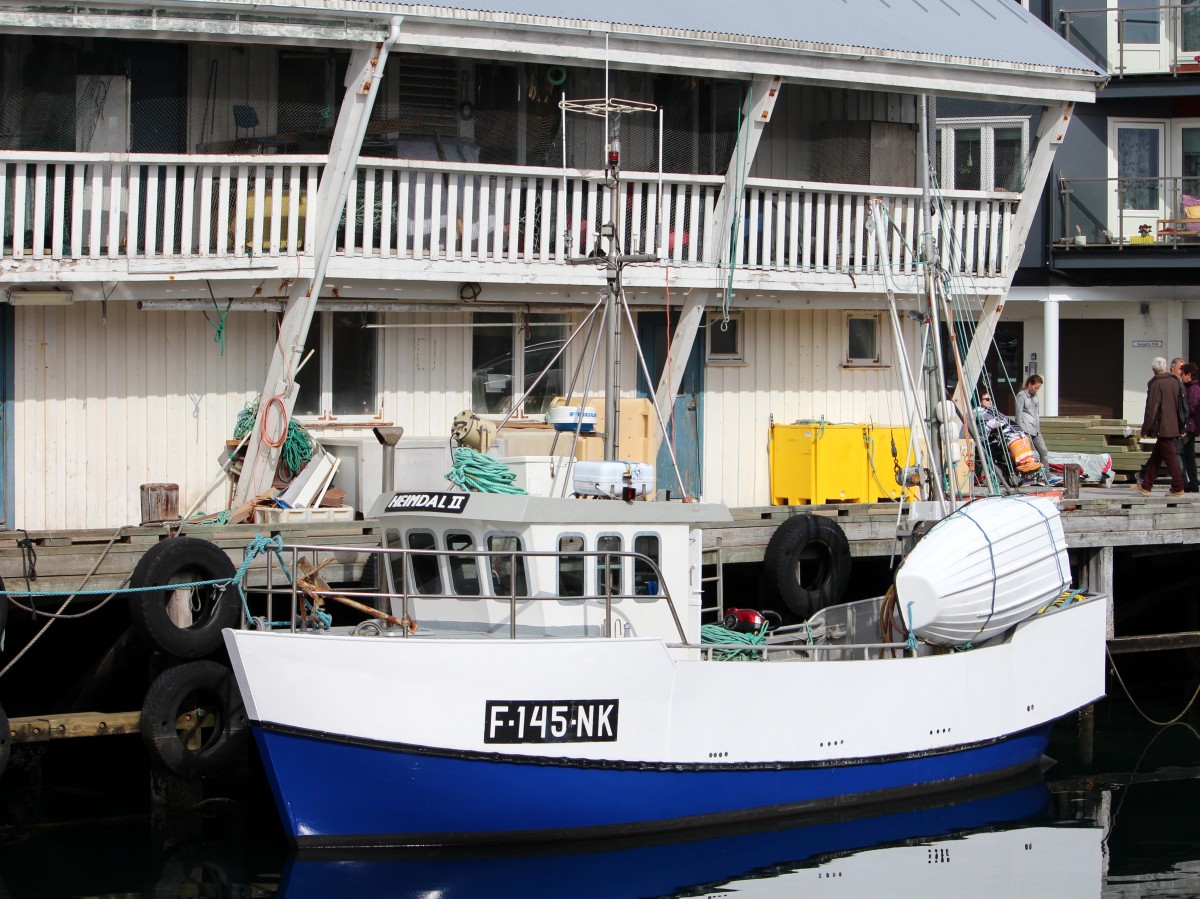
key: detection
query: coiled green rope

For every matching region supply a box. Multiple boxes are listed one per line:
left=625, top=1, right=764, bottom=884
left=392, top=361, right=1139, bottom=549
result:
left=446, top=447, right=527, bottom=494
left=233, top=399, right=315, bottom=480
left=700, top=623, right=769, bottom=661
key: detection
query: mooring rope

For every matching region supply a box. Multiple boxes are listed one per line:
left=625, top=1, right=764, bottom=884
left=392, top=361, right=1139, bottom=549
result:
left=0, top=533, right=333, bottom=680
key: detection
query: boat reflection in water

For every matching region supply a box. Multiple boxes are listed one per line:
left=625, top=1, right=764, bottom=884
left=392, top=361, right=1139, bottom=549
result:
left=278, top=775, right=1102, bottom=898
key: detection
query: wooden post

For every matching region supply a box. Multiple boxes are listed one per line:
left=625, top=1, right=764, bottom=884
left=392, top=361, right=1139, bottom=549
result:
left=1063, top=463, right=1082, bottom=499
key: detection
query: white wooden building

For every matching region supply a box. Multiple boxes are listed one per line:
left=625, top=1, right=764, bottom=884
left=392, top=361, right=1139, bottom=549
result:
left=0, top=0, right=1103, bottom=529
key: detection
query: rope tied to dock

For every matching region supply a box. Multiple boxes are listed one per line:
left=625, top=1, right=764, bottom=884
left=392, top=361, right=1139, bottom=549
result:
left=700, top=622, right=769, bottom=661
left=446, top=447, right=528, bottom=494
left=234, top=534, right=330, bottom=631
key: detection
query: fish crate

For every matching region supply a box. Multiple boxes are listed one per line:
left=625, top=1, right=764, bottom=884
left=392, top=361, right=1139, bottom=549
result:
left=254, top=505, right=355, bottom=525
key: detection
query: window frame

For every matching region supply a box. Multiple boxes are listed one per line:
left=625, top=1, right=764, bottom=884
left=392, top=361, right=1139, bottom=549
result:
left=292, top=310, right=382, bottom=424
left=486, top=532, right=529, bottom=599
left=705, top=312, right=745, bottom=365
left=936, top=117, right=1030, bottom=192
left=471, top=311, right=570, bottom=421
left=844, top=312, right=884, bottom=368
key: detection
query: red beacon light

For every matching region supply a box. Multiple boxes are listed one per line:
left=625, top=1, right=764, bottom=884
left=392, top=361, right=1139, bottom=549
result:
left=607, top=139, right=621, bottom=167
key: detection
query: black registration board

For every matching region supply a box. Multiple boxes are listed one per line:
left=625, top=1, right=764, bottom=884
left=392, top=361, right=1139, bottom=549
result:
left=384, top=492, right=469, bottom=513
left=484, top=700, right=619, bottom=744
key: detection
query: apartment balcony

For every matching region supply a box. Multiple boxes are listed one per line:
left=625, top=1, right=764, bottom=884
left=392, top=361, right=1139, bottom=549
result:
left=0, top=151, right=1018, bottom=299
left=1051, top=173, right=1200, bottom=280
left=1060, top=3, right=1200, bottom=79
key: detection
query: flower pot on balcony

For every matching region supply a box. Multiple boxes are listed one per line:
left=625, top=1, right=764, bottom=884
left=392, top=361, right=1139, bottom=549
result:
left=1130, top=234, right=1155, bottom=245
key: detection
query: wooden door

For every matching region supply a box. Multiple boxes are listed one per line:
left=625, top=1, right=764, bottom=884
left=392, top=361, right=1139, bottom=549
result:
left=1060, top=319, right=1124, bottom=417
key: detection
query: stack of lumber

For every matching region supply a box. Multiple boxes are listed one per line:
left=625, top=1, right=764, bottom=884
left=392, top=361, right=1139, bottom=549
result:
left=1040, top=416, right=1147, bottom=482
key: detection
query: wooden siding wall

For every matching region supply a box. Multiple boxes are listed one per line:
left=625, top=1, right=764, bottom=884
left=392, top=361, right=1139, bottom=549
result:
left=10, top=305, right=477, bottom=530
left=703, top=308, right=915, bottom=508
left=11, top=304, right=916, bottom=528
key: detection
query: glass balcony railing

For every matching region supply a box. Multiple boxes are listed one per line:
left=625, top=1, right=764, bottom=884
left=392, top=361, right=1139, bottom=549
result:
left=1054, top=173, right=1200, bottom=247
left=1059, top=3, right=1200, bottom=77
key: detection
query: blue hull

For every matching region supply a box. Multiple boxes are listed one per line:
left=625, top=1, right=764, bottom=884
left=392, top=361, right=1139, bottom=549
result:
left=253, top=723, right=1054, bottom=847
left=278, top=776, right=1053, bottom=897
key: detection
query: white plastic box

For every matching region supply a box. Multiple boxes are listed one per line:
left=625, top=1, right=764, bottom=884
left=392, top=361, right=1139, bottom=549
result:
left=255, top=505, right=355, bottom=525
left=572, top=461, right=655, bottom=499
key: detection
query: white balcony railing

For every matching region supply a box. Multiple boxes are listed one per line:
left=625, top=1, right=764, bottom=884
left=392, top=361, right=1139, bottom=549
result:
left=0, top=152, right=1016, bottom=282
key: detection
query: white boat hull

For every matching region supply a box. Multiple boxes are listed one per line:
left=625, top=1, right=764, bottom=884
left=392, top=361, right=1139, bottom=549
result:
left=223, top=590, right=1106, bottom=847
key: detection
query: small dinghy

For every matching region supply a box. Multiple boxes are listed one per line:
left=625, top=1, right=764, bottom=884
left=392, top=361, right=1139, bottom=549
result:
left=895, top=495, right=1071, bottom=646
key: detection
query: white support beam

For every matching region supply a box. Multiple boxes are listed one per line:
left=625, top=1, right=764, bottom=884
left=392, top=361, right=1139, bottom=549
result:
left=957, top=102, right=1072, bottom=403
left=649, top=74, right=781, bottom=477
left=235, top=20, right=402, bottom=506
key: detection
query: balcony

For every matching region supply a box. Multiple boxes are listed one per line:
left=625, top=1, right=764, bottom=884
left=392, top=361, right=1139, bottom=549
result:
left=0, top=151, right=1019, bottom=294
left=1050, top=174, right=1200, bottom=279
left=1060, top=3, right=1200, bottom=78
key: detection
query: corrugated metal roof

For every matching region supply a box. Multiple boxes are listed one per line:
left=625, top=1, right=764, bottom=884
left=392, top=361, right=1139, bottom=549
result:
left=391, top=0, right=1105, bottom=77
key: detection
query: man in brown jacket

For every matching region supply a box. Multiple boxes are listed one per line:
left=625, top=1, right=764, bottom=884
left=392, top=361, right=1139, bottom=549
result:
left=1135, top=356, right=1186, bottom=498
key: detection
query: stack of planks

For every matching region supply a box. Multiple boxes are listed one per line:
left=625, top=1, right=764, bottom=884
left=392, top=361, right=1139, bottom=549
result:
left=1040, top=416, right=1147, bottom=483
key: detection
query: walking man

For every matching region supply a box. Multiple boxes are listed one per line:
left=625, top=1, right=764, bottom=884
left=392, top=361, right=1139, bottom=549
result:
left=1134, top=356, right=1186, bottom=498
left=1016, top=375, right=1049, bottom=465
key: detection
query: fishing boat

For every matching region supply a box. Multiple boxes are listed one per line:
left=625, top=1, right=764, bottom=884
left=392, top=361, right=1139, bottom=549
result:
left=221, top=480, right=1104, bottom=847
left=220, top=87, right=1106, bottom=849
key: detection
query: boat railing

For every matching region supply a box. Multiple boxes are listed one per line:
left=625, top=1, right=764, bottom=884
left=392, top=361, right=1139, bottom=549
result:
left=250, top=542, right=688, bottom=642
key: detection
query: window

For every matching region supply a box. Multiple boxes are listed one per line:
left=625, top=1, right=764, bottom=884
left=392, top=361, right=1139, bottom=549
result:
left=558, top=535, right=585, bottom=598
left=706, top=313, right=744, bottom=364
left=487, top=534, right=528, bottom=597
left=471, top=312, right=569, bottom=417
left=446, top=532, right=481, bottom=596
left=632, top=534, right=661, bottom=597
left=294, top=311, right=378, bottom=419
left=846, top=314, right=881, bottom=366
left=1117, top=124, right=1164, bottom=211
left=597, top=534, right=622, bottom=596
left=407, top=531, right=443, bottom=595
left=936, top=118, right=1029, bottom=192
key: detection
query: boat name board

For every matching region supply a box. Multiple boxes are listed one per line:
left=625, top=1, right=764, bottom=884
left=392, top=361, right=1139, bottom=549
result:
left=484, top=700, right=619, bottom=744
left=384, top=492, right=470, bottom=513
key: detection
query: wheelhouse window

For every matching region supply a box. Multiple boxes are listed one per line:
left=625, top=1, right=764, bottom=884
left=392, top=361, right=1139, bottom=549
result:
left=706, top=313, right=744, bottom=364
left=471, top=312, right=569, bottom=417
left=407, top=531, right=443, bottom=595
left=294, top=311, right=379, bottom=419
left=446, top=531, right=481, bottom=596
left=597, top=535, right=622, bottom=596
left=558, top=535, right=585, bottom=598
left=487, top=534, right=528, bottom=597
left=846, top=314, right=881, bottom=366
left=633, top=534, right=661, bottom=597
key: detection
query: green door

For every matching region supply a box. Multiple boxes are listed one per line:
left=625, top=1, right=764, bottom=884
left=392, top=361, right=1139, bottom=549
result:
left=636, top=312, right=704, bottom=500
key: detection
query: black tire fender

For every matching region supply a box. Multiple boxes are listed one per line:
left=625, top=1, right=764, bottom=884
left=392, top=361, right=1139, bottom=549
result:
left=0, top=701, right=9, bottom=780
left=141, top=660, right=248, bottom=779
left=762, top=514, right=852, bottom=620
left=130, top=538, right=239, bottom=659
